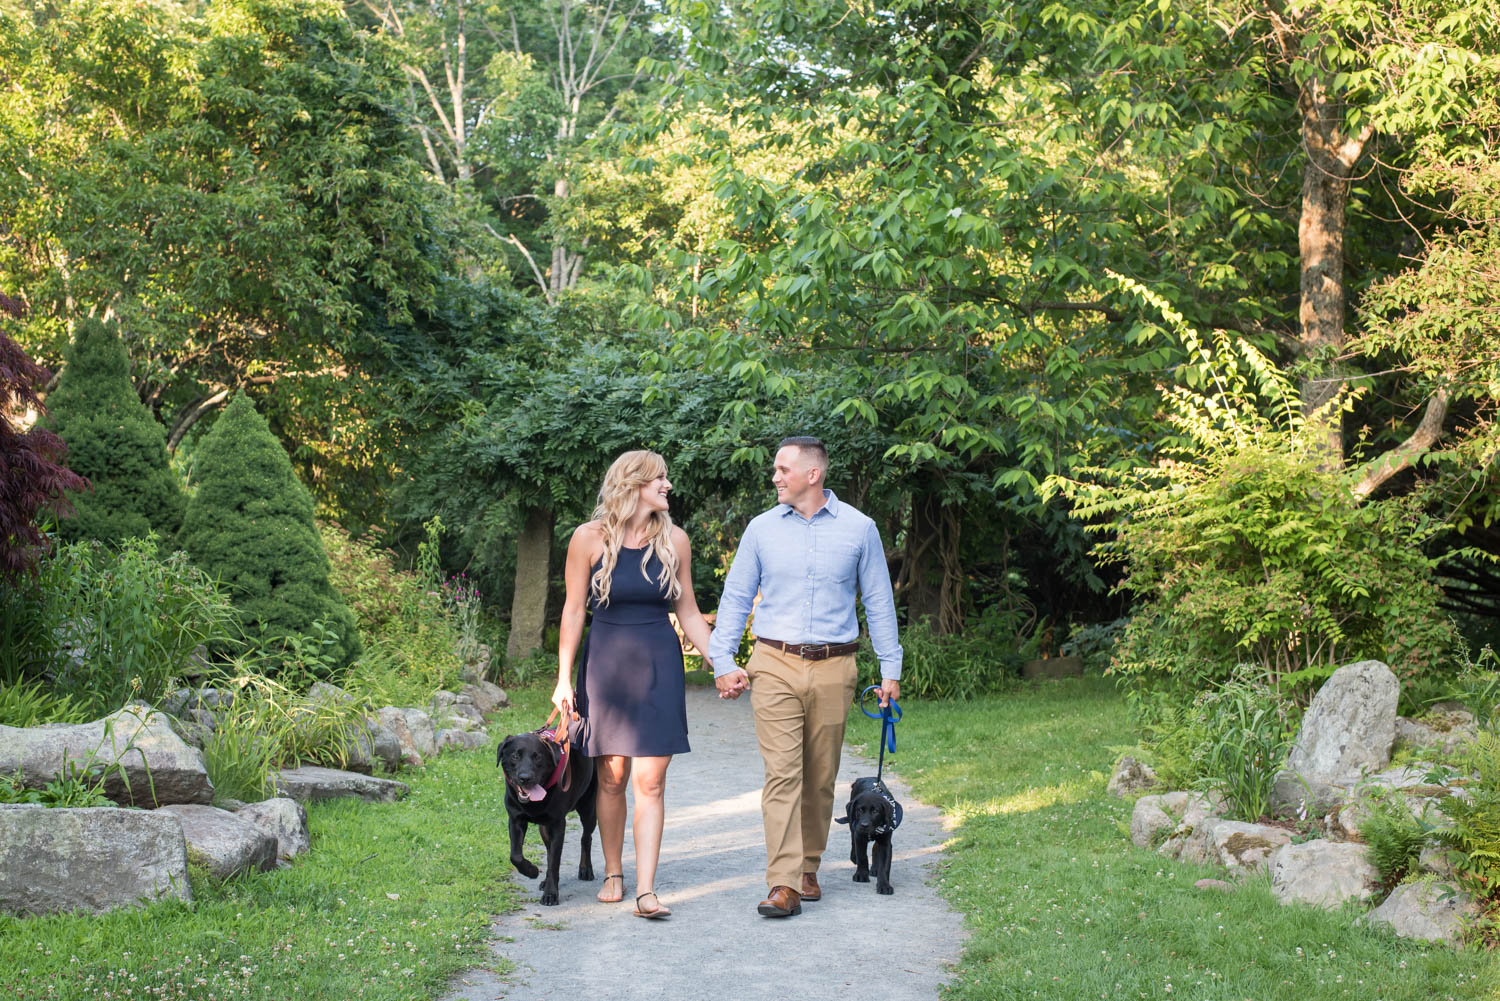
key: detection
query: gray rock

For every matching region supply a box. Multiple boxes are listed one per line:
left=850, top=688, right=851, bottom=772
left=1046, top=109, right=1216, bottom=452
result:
left=1269, top=839, right=1380, bottom=908
left=461, top=682, right=500, bottom=715
left=376, top=707, right=437, bottom=765
left=430, top=690, right=459, bottom=716
left=436, top=729, right=489, bottom=752
left=0, top=806, right=191, bottom=915
left=235, top=798, right=310, bottom=859
left=1212, top=821, right=1293, bottom=872
left=366, top=721, right=404, bottom=771
left=1272, top=661, right=1399, bottom=812
left=308, top=681, right=355, bottom=705
left=160, top=687, right=233, bottom=716
left=157, top=804, right=277, bottom=880
left=1130, top=791, right=1192, bottom=848
left=275, top=765, right=410, bottom=804
left=1172, top=815, right=1225, bottom=865
left=1365, top=881, right=1476, bottom=943
left=1195, top=878, right=1236, bottom=892
left=1107, top=756, right=1159, bottom=798
left=1419, top=845, right=1460, bottom=879
left=441, top=704, right=486, bottom=729
left=0, top=706, right=213, bottom=807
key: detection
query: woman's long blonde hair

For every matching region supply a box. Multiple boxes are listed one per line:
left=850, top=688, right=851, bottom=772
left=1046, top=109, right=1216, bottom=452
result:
left=590, top=449, right=682, bottom=607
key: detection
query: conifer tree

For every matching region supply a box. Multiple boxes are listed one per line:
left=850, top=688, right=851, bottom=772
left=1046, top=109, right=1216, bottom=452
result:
left=46, top=316, right=184, bottom=544
left=180, top=393, right=360, bottom=671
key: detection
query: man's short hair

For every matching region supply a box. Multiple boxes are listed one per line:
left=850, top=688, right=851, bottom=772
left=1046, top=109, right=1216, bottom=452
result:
left=778, top=436, right=828, bottom=470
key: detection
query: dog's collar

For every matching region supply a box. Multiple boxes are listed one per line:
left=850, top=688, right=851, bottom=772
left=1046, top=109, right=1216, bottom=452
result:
left=535, top=725, right=571, bottom=791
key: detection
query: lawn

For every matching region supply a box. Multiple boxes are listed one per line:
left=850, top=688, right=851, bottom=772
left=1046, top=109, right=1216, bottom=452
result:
left=0, top=694, right=551, bottom=1001
left=854, top=676, right=1500, bottom=1001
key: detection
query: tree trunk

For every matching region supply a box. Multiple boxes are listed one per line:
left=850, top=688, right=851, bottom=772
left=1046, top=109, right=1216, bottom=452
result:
left=506, top=504, right=555, bottom=663
left=1295, top=71, right=1374, bottom=465
left=903, top=493, right=963, bottom=635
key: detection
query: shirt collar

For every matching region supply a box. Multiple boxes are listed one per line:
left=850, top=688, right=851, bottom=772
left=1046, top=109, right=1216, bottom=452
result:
left=780, top=488, right=839, bottom=520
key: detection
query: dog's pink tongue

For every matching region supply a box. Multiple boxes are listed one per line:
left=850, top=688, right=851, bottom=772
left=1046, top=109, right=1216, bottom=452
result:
left=520, top=783, right=547, bottom=801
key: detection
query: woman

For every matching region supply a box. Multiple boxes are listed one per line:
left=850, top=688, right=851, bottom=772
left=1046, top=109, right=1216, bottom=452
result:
left=552, top=449, right=715, bottom=919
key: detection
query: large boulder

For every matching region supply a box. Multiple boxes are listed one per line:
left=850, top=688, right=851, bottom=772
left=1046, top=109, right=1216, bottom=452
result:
left=1269, top=840, right=1380, bottom=908
left=275, top=765, right=410, bottom=804
left=0, top=706, right=213, bottom=807
left=1212, top=821, right=1292, bottom=872
left=366, top=720, right=404, bottom=771
left=461, top=680, right=507, bottom=715
left=1131, top=791, right=1224, bottom=851
left=0, top=805, right=191, bottom=915
left=1271, top=661, right=1399, bottom=812
left=235, top=798, right=310, bottom=860
left=157, top=804, right=277, bottom=880
left=436, top=729, right=489, bottom=752
left=1107, top=756, right=1159, bottom=798
left=1364, top=881, right=1477, bottom=943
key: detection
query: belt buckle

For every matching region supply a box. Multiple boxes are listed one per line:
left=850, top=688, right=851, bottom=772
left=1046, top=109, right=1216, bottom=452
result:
left=800, top=643, right=827, bottom=659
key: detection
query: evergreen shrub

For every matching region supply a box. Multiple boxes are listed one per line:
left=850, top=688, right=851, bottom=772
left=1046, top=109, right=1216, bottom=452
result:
left=45, top=316, right=184, bottom=544
left=180, top=394, right=360, bottom=673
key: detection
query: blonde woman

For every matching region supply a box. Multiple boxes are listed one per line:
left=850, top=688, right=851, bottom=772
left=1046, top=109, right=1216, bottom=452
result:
left=553, top=450, right=715, bottom=919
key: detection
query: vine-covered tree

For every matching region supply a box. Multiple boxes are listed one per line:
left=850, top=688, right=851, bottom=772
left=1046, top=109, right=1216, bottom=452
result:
left=45, top=316, right=184, bottom=545
left=180, top=393, right=360, bottom=671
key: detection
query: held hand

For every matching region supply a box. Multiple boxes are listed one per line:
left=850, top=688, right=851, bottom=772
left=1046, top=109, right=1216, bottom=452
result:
left=715, top=669, right=749, bottom=700
left=879, top=678, right=900, bottom=707
left=551, top=680, right=575, bottom=716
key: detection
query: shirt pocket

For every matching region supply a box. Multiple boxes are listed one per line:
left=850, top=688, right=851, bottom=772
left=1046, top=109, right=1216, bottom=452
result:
left=822, top=538, right=862, bottom=584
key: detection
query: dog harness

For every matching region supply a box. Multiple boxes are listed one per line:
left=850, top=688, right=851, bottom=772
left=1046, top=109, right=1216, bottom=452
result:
left=536, top=709, right=575, bottom=793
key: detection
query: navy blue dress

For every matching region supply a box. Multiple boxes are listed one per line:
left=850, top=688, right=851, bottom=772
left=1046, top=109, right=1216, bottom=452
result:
left=576, top=546, right=690, bottom=757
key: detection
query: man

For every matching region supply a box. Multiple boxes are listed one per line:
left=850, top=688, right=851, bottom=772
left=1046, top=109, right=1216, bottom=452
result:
left=708, top=436, right=903, bottom=918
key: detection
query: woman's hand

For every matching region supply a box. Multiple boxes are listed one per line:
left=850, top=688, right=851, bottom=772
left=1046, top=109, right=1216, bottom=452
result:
left=551, top=679, right=575, bottom=717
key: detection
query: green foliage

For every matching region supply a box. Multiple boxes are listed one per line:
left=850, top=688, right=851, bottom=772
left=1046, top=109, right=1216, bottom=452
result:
left=0, top=762, right=112, bottom=808
left=10, top=537, right=239, bottom=717
left=200, top=673, right=371, bottom=803
left=0, top=679, right=89, bottom=727
left=1360, top=794, right=1431, bottom=887
left=1136, top=676, right=1299, bottom=820
left=858, top=611, right=1024, bottom=700
left=45, top=316, right=184, bottom=545
left=1056, top=280, right=1457, bottom=697
left=180, top=394, right=360, bottom=674
left=320, top=520, right=463, bottom=707
left=1435, top=731, right=1500, bottom=903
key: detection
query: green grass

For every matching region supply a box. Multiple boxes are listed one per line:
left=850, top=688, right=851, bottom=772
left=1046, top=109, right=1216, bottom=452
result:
left=849, top=676, right=1500, bottom=1001
left=0, top=689, right=562, bottom=1001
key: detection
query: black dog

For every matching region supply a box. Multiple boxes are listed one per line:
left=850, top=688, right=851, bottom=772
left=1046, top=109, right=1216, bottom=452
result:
left=497, top=725, right=597, bottom=905
left=836, top=776, right=902, bottom=895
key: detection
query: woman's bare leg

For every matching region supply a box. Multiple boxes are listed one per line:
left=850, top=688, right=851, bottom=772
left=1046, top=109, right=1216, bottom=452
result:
left=631, top=755, right=672, bottom=909
left=595, top=755, right=631, bottom=901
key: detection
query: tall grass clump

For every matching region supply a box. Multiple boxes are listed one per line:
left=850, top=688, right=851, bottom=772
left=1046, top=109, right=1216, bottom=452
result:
left=7, top=537, right=239, bottom=717
left=322, top=519, right=463, bottom=706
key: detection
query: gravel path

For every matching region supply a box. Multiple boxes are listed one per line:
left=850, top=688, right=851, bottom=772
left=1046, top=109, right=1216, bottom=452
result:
left=439, top=684, right=966, bottom=1001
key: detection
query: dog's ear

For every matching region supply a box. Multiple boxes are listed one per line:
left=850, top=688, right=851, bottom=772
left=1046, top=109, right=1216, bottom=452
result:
left=497, top=736, right=514, bottom=768
left=880, top=797, right=895, bottom=829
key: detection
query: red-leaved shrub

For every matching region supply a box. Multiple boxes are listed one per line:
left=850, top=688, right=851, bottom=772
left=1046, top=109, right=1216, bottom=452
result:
left=0, top=295, right=89, bottom=579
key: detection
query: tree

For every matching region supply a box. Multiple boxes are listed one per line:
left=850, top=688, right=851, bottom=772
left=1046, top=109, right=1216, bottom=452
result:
left=0, top=293, right=87, bottom=579
left=45, top=316, right=184, bottom=545
left=179, top=393, right=360, bottom=671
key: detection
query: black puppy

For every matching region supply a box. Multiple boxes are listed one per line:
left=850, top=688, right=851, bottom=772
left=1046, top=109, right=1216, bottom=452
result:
left=836, top=776, right=902, bottom=895
left=497, top=726, right=598, bottom=905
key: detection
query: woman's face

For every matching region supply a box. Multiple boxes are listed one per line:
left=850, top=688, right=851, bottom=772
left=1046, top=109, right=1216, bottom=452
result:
left=637, top=471, right=671, bottom=514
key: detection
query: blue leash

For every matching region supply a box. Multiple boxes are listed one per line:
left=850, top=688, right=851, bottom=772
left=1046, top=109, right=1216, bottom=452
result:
left=859, top=685, right=902, bottom=781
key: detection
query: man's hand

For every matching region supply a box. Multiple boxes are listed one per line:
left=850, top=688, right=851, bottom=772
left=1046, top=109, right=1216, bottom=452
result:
left=715, top=669, right=750, bottom=700
left=878, top=678, right=900, bottom=707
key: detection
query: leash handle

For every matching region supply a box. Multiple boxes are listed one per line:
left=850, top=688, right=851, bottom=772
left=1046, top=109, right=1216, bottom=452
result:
left=858, top=685, right=901, bottom=780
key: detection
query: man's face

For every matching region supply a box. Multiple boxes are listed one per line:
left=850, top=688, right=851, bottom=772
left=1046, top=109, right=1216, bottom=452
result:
left=773, top=446, right=816, bottom=506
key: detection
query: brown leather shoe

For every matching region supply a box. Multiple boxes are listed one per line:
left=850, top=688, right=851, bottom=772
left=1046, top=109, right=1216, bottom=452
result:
left=799, top=872, right=821, bottom=901
left=756, top=885, right=802, bottom=917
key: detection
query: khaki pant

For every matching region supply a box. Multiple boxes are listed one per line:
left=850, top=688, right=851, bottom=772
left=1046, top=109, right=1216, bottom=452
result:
left=746, top=642, right=859, bottom=891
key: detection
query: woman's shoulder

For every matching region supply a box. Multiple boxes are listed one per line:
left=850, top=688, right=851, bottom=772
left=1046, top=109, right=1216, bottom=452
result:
left=570, top=521, right=606, bottom=559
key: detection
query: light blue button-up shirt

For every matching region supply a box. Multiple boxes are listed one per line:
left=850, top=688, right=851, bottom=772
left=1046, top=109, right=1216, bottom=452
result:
left=707, top=489, right=904, bottom=680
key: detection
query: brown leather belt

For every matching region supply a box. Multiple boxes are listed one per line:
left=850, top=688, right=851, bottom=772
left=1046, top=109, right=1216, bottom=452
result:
left=756, top=638, right=859, bottom=661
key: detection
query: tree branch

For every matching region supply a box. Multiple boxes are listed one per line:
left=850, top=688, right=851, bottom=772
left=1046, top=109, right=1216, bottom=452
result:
left=1351, top=386, right=1451, bottom=500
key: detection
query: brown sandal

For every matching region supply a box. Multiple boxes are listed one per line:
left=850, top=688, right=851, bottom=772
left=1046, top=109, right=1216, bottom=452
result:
left=633, top=891, right=671, bottom=919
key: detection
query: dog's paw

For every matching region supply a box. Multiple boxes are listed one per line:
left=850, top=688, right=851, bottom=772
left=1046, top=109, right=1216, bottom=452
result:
left=852, top=870, right=870, bottom=883
left=513, top=858, right=540, bottom=879
left=578, top=862, right=595, bottom=881
left=876, top=883, right=894, bottom=895
left=539, top=889, right=560, bottom=906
